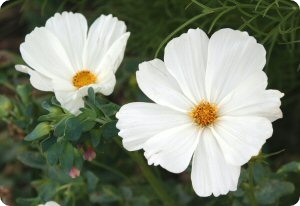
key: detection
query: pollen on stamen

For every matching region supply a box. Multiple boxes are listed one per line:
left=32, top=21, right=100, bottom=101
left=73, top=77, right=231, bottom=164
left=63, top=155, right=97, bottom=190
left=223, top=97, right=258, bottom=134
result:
left=72, top=70, right=97, bottom=89
left=190, top=101, right=218, bottom=127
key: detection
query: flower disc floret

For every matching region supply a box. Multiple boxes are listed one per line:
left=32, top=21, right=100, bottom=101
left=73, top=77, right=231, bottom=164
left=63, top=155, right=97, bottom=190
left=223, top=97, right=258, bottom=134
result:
left=72, top=70, right=97, bottom=89
left=191, top=102, right=218, bottom=127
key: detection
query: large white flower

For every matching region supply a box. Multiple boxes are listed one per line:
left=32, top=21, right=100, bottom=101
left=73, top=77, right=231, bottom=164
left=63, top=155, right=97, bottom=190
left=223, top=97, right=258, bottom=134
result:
left=16, top=12, right=130, bottom=114
left=116, top=28, right=283, bottom=197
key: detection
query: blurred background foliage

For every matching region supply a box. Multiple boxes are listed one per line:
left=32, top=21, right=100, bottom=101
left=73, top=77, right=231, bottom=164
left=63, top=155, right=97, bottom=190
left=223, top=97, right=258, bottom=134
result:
left=0, top=0, right=299, bottom=205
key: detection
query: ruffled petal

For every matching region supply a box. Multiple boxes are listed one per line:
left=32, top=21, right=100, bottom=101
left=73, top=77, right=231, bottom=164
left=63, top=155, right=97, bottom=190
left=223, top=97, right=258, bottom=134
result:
left=219, top=71, right=284, bottom=122
left=191, top=128, right=240, bottom=197
left=137, top=59, right=194, bottom=112
left=143, top=124, right=200, bottom=173
left=55, top=90, right=84, bottom=115
left=205, top=28, right=266, bottom=103
left=20, top=27, right=74, bottom=79
left=45, top=12, right=88, bottom=71
left=95, top=33, right=130, bottom=75
left=212, top=116, right=272, bottom=166
left=116, top=103, right=191, bottom=151
left=84, top=14, right=128, bottom=73
left=164, top=28, right=209, bottom=103
left=15, top=65, right=53, bottom=92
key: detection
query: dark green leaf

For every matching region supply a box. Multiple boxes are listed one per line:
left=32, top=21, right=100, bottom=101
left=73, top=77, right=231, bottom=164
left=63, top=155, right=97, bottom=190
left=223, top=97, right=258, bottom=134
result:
left=97, top=103, right=120, bottom=117
left=86, top=171, right=99, bottom=192
left=53, top=117, right=69, bottom=137
left=17, top=151, right=45, bottom=169
left=102, top=121, right=118, bottom=139
left=277, top=161, right=300, bottom=174
left=74, top=147, right=83, bottom=169
left=90, top=128, right=102, bottom=147
left=46, top=141, right=65, bottom=165
left=64, top=117, right=83, bottom=141
left=256, top=180, right=295, bottom=205
left=81, top=120, right=96, bottom=132
left=59, top=143, right=74, bottom=171
left=16, top=198, right=40, bottom=206
left=47, top=166, right=70, bottom=184
left=16, top=84, right=32, bottom=105
left=41, top=101, right=63, bottom=114
left=33, top=180, right=57, bottom=201
left=40, top=135, right=57, bottom=152
left=253, top=162, right=271, bottom=183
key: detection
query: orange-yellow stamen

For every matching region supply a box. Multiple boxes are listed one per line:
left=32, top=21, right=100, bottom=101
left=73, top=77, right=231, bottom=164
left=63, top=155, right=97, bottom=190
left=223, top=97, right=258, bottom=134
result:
left=191, top=101, right=218, bottom=127
left=72, top=70, right=97, bottom=89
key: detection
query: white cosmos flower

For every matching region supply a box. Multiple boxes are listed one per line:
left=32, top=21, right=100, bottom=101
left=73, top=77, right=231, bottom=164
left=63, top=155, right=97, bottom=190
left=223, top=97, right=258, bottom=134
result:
left=37, top=201, right=60, bottom=206
left=116, top=28, right=284, bottom=197
left=16, top=12, right=130, bottom=114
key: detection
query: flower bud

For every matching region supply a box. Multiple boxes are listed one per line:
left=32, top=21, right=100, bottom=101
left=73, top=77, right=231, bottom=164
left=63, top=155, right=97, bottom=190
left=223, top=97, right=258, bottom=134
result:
left=83, top=146, right=96, bottom=162
left=69, top=167, right=80, bottom=178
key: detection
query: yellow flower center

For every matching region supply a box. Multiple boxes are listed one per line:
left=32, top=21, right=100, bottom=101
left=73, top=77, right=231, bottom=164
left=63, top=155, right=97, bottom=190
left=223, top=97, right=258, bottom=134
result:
left=72, top=70, right=97, bottom=89
left=190, top=101, right=218, bottom=127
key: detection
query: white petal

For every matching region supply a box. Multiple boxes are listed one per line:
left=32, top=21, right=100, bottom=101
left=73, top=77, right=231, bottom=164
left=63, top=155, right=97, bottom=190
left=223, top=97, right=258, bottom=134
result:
left=20, top=27, right=74, bottom=79
left=84, top=14, right=127, bottom=73
left=143, top=124, right=200, bottom=173
left=45, top=12, right=88, bottom=71
left=94, top=71, right=116, bottom=95
left=219, top=71, right=284, bottom=122
left=116, top=103, right=191, bottom=151
left=205, top=28, right=266, bottom=103
left=52, top=78, right=75, bottom=92
left=96, top=32, right=130, bottom=74
left=15, top=65, right=53, bottom=91
left=212, top=116, right=272, bottom=166
left=55, top=90, right=84, bottom=114
left=51, top=78, right=81, bottom=114
left=137, top=59, right=194, bottom=112
left=191, top=128, right=240, bottom=197
left=164, top=28, right=209, bottom=103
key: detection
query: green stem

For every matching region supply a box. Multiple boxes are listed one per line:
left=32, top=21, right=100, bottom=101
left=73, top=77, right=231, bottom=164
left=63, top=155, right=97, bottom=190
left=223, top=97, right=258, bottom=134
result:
left=154, top=9, right=218, bottom=58
left=248, top=162, right=258, bottom=206
left=129, top=152, right=179, bottom=206
left=91, top=160, right=131, bottom=182
left=115, top=139, right=179, bottom=206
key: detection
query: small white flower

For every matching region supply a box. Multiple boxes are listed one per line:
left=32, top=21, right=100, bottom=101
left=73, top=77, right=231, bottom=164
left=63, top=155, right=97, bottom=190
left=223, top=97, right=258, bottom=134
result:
left=116, top=28, right=283, bottom=197
left=16, top=12, right=130, bottom=114
left=37, top=201, right=60, bottom=206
